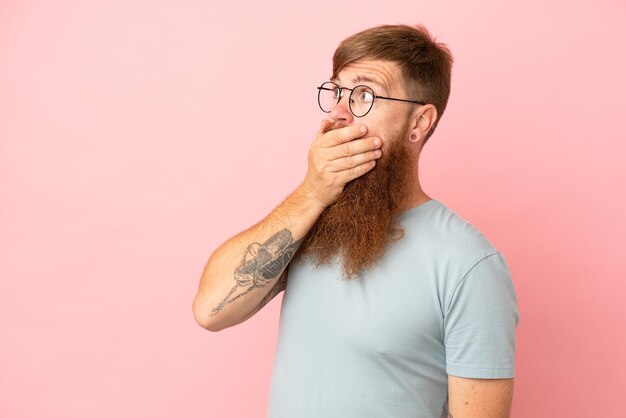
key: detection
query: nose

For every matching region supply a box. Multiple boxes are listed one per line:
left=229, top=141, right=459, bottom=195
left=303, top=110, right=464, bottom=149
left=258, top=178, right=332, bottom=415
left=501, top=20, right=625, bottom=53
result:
left=328, top=89, right=354, bottom=125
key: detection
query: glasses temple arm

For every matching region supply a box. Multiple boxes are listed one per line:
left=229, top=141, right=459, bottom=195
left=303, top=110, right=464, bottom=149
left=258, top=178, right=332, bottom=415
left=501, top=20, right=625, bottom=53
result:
left=376, top=95, right=426, bottom=105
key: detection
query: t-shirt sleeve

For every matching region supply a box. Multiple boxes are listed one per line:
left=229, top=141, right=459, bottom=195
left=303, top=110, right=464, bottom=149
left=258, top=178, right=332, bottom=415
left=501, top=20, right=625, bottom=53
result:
left=443, top=252, right=520, bottom=379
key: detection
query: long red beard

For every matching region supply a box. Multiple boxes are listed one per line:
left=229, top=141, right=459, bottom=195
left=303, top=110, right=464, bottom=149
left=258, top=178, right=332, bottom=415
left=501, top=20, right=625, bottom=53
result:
left=293, top=122, right=416, bottom=280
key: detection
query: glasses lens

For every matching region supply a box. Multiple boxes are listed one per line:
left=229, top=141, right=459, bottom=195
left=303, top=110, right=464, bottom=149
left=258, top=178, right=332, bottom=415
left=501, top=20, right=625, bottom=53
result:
left=318, top=82, right=339, bottom=113
left=350, top=85, right=374, bottom=117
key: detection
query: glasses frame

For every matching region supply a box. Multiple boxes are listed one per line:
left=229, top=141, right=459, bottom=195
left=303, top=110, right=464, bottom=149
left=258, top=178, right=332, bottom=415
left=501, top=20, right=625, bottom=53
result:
left=317, top=81, right=427, bottom=117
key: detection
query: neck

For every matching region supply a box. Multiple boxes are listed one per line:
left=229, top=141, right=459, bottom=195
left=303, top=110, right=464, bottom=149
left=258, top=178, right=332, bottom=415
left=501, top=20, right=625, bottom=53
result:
left=397, top=165, right=431, bottom=213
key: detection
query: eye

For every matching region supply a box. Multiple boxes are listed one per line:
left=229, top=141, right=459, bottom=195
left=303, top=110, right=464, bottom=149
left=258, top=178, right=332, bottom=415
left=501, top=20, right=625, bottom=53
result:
left=360, top=90, right=374, bottom=103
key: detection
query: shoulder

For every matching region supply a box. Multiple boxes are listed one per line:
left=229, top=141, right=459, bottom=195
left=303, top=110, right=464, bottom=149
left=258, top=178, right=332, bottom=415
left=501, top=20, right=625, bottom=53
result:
left=402, top=199, right=500, bottom=263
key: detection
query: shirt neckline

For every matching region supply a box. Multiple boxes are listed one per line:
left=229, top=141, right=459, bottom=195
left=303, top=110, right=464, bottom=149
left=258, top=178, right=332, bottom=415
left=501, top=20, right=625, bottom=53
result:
left=397, top=198, right=439, bottom=220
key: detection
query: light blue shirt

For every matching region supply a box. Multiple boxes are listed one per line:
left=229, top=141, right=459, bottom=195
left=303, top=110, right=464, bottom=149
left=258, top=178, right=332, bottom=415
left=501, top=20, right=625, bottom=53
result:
left=267, top=199, right=519, bottom=418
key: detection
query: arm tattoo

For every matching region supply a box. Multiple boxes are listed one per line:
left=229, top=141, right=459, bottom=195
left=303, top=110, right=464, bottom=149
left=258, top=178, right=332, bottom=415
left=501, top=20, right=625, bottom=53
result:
left=210, top=229, right=303, bottom=316
left=251, top=266, right=289, bottom=315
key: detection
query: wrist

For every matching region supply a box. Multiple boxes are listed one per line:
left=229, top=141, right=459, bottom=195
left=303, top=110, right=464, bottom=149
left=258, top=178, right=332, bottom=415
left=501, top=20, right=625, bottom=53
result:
left=296, top=182, right=328, bottom=213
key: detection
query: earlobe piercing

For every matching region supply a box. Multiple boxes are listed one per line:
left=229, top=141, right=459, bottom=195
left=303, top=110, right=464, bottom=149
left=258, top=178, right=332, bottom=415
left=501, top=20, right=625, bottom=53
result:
left=410, top=133, right=418, bottom=142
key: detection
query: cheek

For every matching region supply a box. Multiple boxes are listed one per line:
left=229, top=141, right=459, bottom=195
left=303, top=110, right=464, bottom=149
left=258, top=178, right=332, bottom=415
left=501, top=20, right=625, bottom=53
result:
left=378, top=129, right=396, bottom=148
left=362, top=121, right=386, bottom=142
left=362, top=117, right=399, bottom=146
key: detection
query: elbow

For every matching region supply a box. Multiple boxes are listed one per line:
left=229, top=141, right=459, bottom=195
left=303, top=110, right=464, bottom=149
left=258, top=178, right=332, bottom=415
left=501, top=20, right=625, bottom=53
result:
left=192, top=294, right=224, bottom=332
left=194, top=313, right=222, bottom=333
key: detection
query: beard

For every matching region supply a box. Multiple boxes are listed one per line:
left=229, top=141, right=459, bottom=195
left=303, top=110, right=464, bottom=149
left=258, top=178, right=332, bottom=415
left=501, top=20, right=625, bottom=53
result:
left=292, top=120, right=417, bottom=280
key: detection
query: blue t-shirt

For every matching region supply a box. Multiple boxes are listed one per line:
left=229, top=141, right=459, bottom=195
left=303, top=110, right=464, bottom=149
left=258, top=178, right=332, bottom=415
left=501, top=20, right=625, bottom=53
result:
left=267, top=199, right=519, bottom=418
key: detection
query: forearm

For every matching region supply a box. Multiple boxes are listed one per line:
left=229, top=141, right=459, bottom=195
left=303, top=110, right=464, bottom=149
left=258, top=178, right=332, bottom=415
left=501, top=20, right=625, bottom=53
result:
left=192, top=183, right=325, bottom=331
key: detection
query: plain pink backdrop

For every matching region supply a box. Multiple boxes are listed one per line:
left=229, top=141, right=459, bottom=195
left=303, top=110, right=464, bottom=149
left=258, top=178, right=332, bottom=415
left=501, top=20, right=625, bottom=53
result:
left=1, top=0, right=625, bottom=417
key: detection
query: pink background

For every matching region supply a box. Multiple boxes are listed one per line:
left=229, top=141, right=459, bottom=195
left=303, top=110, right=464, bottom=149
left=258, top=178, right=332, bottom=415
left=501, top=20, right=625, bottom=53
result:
left=1, top=0, right=625, bottom=417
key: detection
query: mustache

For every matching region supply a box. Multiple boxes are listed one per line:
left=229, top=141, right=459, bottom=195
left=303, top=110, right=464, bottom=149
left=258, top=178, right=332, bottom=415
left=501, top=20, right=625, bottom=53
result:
left=322, top=120, right=347, bottom=134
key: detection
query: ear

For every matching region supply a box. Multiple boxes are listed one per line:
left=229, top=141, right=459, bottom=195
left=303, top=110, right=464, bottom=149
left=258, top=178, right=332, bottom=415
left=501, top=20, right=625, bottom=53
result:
left=408, top=104, right=438, bottom=143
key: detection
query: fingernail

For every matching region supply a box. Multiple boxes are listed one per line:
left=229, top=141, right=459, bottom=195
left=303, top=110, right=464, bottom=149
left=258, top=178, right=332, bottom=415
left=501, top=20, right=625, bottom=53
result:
left=360, top=125, right=367, bottom=133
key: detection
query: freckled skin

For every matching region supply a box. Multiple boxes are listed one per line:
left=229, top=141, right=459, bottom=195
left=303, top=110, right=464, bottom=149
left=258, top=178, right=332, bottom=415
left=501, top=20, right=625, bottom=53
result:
left=448, top=375, right=514, bottom=417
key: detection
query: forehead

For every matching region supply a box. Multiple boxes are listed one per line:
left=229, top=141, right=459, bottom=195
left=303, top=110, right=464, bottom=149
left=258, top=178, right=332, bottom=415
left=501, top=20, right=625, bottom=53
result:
left=332, top=60, right=401, bottom=91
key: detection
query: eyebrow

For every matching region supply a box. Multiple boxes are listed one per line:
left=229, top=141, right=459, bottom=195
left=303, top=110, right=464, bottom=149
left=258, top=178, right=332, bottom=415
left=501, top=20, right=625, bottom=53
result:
left=331, top=75, right=388, bottom=91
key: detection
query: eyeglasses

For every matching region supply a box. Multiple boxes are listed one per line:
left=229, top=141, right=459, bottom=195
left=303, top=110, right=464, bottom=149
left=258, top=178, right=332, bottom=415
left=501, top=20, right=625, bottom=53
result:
left=317, top=81, right=427, bottom=117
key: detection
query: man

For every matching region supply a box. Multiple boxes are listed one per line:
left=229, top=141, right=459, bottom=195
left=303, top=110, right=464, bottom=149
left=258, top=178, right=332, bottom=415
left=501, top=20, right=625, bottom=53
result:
left=193, top=24, right=519, bottom=418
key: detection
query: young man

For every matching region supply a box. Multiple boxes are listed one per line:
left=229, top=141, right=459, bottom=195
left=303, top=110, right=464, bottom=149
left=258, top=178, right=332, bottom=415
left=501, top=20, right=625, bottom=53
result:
left=193, top=24, right=519, bottom=418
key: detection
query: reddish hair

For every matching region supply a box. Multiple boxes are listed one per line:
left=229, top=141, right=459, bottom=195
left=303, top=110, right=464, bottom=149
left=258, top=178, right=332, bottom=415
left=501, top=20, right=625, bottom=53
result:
left=332, top=24, right=454, bottom=145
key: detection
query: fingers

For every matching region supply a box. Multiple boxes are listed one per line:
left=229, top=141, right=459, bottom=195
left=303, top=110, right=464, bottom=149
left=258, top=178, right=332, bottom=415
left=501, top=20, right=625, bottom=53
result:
left=304, top=121, right=383, bottom=207
left=327, top=135, right=382, bottom=162
left=331, top=147, right=382, bottom=173
left=316, top=121, right=383, bottom=175
left=319, top=123, right=367, bottom=147
left=319, top=119, right=332, bottom=134
left=336, top=158, right=378, bottom=184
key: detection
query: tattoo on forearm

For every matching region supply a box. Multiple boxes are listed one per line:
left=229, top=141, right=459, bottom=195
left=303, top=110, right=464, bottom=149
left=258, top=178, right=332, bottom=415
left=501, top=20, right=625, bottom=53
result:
left=253, top=266, right=289, bottom=314
left=210, top=229, right=303, bottom=316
